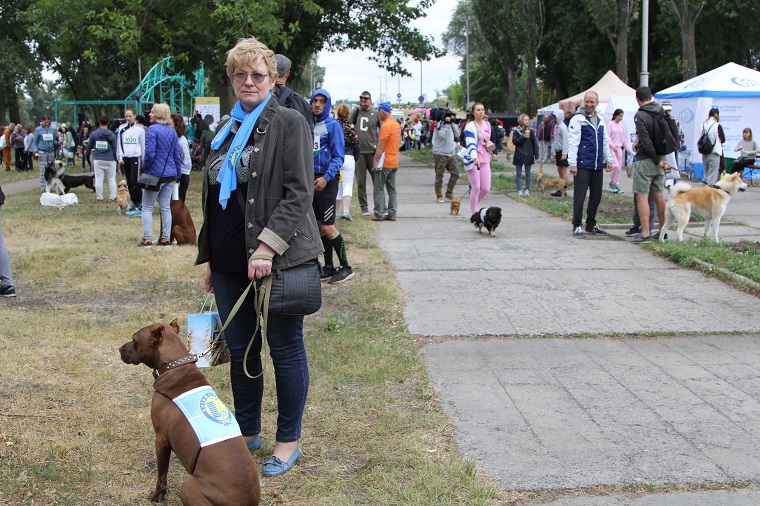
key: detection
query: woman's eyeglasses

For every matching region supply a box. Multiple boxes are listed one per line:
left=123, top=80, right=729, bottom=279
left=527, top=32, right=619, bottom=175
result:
left=232, top=72, right=268, bottom=84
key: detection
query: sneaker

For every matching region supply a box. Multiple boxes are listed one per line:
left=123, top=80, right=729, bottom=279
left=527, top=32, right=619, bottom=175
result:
left=586, top=226, right=608, bottom=236
left=127, top=204, right=137, bottom=212
left=370, top=214, right=384, bottom=221
left=550, top=190, right=562, bottom=197
left=158, top=239, right=171, bottom=246
left=630, top=233, right=651, bottom=243
left=652, top=231, right=660, bottom=240
left=615, top=184, right=624, bottom=194
left=383, top=215, right=396, bottom=221
left=329, top=266, right=354, bottom=284
left=125, top=208, right=142, bottom=217
left=361, top=206, right=370, bottom=216
left=138, top=239, right=152, bottom=247
left=524, top=189, right=529, bottom=196
left=445, top=195, right=453, bottom=200
left=573, top=226, right=587, bottom=238
left=517, top=190, right=524, bottom=196
left=1, top=286, right=17, bottom=298
left=608, top=183, right=617, bottom=192
left=321, top=266, right=336, bottom=282
left=436, top=197, right=444, bottom=203
left=341, top=211, right=353, bottom=221
left=625, top=226, right=642, bottom=236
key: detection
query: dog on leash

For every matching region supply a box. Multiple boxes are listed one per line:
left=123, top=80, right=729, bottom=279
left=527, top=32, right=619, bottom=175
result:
left=660, top=171, right=747, bottom=243
left=116, top=180, right=130, bottom=214
left=120, top=320, right=260, bottom=505
left=44, top=161, right=95, bottom=194
left=470, top=206, right=502, bottom=237
left=170, top=199, right=197, bottom=245
left=450, top=196, right=461, bottom=215
left=536, top=173, right=567, bottom=197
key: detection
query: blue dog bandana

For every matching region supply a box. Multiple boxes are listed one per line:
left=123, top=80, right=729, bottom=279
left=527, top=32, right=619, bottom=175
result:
left=173, top=386, right=242, bottom=447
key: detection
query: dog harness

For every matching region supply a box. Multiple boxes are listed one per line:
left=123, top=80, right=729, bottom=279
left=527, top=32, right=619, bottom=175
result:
left=480, top=208, right=488, bottom=223
left=172, top=386, right=242, bottom=447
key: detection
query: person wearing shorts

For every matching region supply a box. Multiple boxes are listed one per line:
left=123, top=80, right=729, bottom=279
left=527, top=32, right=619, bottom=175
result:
left=630, top=86, right=669, bottom=243
left=311, top=88, right=354, bottom=284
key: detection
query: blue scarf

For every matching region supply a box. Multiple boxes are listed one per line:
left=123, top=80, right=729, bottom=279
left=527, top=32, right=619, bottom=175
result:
left=211, top=93, right=271, bottom=210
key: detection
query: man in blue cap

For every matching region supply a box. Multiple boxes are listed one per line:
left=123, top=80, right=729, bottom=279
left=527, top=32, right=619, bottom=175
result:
left=371, top=102, right=401, bottom=221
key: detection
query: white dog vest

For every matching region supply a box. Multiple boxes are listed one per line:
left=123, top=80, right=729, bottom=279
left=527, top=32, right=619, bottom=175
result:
left=173, top=386, right=242, bottom=447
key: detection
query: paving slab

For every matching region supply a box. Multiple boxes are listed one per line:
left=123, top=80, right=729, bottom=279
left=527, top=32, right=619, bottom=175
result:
left=374, top=156, right=760, bottom=501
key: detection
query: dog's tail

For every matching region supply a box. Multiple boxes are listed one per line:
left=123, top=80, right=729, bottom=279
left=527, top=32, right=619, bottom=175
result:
left=671, top=182, right=691, bottom=197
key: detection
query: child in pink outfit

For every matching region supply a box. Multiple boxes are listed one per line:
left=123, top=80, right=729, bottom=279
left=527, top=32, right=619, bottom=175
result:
left=606, top=109, right=632, bottom=193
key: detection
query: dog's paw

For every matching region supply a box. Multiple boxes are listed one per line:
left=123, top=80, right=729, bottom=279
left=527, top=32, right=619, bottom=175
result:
left=149, top=489, right=167, bottom=502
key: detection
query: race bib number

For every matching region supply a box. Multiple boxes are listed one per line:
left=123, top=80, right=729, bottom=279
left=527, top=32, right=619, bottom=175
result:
left=123, top=136, right=137, bottom=145
left=42, top=133, right=54, bottom=142
left=95, top=140, right=108, bottom=151
left=313, top=133, right=320, bottom=155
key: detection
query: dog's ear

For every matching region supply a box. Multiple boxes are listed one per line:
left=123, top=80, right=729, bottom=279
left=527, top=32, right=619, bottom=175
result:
left=169, top=318, right=180, bottom=334
left=150, top=325, right=165, bottom=345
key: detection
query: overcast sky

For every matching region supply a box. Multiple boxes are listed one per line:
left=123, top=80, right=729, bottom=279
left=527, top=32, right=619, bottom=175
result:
left=317, top=0, right=461, bottom=104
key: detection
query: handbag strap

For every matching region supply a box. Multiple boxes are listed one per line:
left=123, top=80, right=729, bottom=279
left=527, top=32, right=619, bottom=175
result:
left=210, top=276, right=272, bottom=379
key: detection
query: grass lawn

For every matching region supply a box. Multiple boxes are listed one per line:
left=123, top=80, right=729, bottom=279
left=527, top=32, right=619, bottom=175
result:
left=0, top=174, right=506, bottom=505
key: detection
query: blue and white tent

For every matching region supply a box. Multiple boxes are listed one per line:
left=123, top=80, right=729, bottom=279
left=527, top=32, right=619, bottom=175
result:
left=655, top=62, right=760, bottom=180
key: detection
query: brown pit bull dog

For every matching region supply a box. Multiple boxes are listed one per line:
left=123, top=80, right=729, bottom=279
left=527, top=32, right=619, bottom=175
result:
left=120, top=319, right=260, bottom=505
left=169, top=199, right=197, bottom=245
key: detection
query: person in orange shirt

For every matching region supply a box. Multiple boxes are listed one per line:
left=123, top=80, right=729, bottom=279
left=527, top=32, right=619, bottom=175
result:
left=2, top=123, right=14, bottom=171
left=371, top=103, right=401, bottom=221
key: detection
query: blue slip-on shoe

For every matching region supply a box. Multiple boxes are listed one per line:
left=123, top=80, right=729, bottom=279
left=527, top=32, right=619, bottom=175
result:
left=245, top=435, right=261, bottom=450
left=262, top=447, right=301, bottom=477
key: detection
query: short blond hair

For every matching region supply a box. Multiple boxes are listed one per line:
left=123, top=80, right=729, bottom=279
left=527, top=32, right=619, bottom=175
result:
left=518, top=113, right=529, bottom=126
left=226, top=37, right=278, bottom=82
left=151, top=103, right=172, bottom=125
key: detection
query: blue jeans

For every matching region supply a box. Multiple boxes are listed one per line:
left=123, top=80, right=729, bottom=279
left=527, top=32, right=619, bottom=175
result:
left=515, top=163, right=532, bottom=191
left=141, top=182, right=174, bottom=241
left=0, top=208, right=14, bottom=289
left=211, top=270, right=309, bottom=442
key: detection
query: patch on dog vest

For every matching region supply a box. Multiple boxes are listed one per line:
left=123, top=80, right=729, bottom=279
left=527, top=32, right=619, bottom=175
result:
left=480, top=208, right=488, bottom=223
left=173, top=386, right=242, bottom=447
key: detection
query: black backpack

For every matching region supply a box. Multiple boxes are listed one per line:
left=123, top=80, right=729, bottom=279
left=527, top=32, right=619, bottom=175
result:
left=645, top=109, right=679, bottom=156
left=697, top=123, right=716, bottom=155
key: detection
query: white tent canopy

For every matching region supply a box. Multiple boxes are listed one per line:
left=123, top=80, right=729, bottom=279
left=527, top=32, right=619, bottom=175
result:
left=655, top=62, right=760, bottom=179
left=559, top=71, right=636, bottom=112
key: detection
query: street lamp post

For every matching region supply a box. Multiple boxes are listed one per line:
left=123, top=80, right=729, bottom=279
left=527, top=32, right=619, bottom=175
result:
left=640, top=0, right=649, bottom=87
left=465, top=17, right=471, bottom=105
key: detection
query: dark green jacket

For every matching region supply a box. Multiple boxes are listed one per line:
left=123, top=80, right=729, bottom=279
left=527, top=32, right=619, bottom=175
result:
left=196, top=98, right=323, bottom=270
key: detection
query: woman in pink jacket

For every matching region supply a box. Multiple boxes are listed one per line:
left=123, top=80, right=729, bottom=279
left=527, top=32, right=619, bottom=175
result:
left=606, top=109, right=631, bottom=194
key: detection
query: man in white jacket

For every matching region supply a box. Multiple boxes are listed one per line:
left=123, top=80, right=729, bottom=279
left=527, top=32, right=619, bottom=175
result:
left=116, top=109, right=145, bottom=214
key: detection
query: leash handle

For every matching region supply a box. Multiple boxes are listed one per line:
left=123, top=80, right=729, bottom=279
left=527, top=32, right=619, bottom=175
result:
left=243, top=276, right=272, bottom=379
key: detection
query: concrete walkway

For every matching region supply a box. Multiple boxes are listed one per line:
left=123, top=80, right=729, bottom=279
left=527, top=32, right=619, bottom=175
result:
left=375, top=155, right=760, bottom=504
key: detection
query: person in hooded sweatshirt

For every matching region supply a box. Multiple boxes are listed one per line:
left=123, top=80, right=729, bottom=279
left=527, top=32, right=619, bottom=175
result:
left=310, top=88, right=353, bottom=284
left=86, top=116, right=119, bottom=202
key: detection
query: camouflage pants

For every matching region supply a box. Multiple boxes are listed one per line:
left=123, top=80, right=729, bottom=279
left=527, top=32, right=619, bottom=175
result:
left=433, top=154, right=460, bottom=198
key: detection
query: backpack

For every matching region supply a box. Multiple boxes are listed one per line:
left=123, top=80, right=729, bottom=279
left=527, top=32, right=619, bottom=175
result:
left=697, top=123, right=716, bottom=155
left=0, top=133, right=6, bottom=150
left=646, top=110, right=679, bottom=156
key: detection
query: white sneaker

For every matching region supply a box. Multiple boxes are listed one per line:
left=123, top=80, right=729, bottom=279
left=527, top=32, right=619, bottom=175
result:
left=518, top=190, right=524, bottom=196
left=524, top=189, right=529, bottom=196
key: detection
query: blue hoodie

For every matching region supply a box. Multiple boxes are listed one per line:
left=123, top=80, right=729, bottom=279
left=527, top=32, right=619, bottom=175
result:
left=310, top=88, right=344, bottom=182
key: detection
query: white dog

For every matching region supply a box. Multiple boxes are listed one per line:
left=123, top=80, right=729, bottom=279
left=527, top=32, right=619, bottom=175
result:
left=660, top=172, right=747, bottom=243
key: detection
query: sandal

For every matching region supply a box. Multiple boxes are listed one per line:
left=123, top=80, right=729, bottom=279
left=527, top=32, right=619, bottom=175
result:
left=158, top=239, right=171, bottom=246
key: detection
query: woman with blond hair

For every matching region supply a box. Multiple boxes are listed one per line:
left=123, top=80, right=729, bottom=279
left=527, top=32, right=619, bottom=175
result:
left=463, top=102, right=494, bottom=212
left=732, top=128, right=759, bottom=181
left=139, top=103, right=181, bottom=246
left=196, top=36, right=320, bottom=476
left=335, top=103, right=358, bottom=220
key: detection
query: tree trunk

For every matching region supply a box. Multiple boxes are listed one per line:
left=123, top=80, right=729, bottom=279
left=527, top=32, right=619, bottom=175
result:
left=507, top=66, right=516, bottom=112
left=0, top=85, right=6, bottom=125
left=671, top=0, right=705, bottom=80
left=614, top=0, right=631, bottom=83
left=681, top=16, right=698, bottom=79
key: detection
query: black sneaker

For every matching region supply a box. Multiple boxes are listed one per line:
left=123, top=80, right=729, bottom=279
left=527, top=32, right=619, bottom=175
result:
left=321, top=266, right=336, bottom=282
left=1, top=286, right=17, bottom=298
left=625, top=226, right=641, bottom=236
left=586, top=226, right=608, bottom=236
left=361, top=206, right=370, bottom=216
left=550, top=190, right=562, bottom=197
left=329, top=266, right=354, bottom=284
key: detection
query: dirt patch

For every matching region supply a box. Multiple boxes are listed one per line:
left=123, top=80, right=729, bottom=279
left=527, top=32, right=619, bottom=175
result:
left=728, top=241, right=760, bottom=255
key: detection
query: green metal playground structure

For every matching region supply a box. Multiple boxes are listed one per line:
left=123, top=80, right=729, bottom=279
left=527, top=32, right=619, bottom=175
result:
left=53, top=57, right=205, bottom=125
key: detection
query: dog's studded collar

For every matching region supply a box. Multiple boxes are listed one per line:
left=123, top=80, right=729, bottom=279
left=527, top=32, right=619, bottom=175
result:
left=153, top=354, right=198, bottom=380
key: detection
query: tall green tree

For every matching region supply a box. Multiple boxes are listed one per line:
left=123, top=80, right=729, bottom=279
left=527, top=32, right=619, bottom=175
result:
left=582, top=0, right=640, bottom=84
left=0, top=0, right=40, bottom=123
left=669, top=0, right=706, bottom=79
